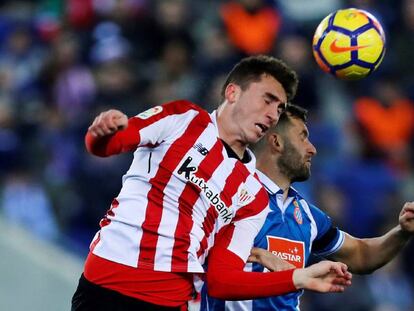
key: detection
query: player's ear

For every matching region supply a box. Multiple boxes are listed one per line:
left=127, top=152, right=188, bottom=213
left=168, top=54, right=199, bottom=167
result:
left=224, top=83, right=241, bottom=104
left=269, top=133, right=283, bottom=152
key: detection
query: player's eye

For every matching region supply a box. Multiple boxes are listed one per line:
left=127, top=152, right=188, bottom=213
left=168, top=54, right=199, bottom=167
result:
left=277, top=103, right=287, bottom=114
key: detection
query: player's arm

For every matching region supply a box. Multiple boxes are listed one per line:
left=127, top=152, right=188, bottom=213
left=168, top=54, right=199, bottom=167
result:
left=85, top=100, right=204, bottom=157
left=206, top=230, right=351, bottom=300
left=206, top=222, right=352, bottom=300
left=329, top=202, right=414, bottom=274
left=85, top=109, right=136, bottom=156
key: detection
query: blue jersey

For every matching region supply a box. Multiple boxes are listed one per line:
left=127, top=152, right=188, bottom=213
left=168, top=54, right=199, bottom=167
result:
left=201, top=170, right=345, bottom=311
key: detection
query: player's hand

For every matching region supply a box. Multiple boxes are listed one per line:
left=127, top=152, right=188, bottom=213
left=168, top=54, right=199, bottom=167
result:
left=399, top=202, right=414, bottom=234
left=293, top=261, right=352, bottom=293
left=247, top=247, right=295, bottom=271
left=88, top=109, right=128, bottom=137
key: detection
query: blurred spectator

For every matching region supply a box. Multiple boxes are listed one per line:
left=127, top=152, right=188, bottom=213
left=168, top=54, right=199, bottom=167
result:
left=277, top=34, right=319, bottom=110
left=306, top=275, right=375, bottom=311
left=144, top=38, right=201, bottom=106
left=353, top=78, right=414, bottom=172
left=220, top=0, right=281, bottom=54
left=0, top=23, right=46, bottom=115
left=0, top=170, right=59, bottom=242
left=323, top=155, right=397, bottom=237
left=393, top=0, right=414, bottom=97
left=41, top=30, right=96, bottom=124
left=67, top=0, right=94, bottom=30
left=277, top=0, right=341, bottom=26
left=367, top=256, right=414, bottom=311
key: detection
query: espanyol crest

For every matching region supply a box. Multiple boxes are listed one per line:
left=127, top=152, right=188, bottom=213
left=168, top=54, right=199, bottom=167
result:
left=293, top=200, right=303, bottom=225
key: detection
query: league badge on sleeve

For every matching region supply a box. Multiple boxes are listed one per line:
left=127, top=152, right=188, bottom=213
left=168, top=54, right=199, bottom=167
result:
left=136, top=106, right=163, bottom=119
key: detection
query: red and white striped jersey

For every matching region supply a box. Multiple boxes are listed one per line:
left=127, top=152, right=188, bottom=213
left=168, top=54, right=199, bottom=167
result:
left=90, top=100, right=270, bottom=273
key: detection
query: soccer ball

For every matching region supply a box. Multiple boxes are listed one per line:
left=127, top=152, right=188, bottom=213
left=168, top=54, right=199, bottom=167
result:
left=312, top=8, right=386, bottom=80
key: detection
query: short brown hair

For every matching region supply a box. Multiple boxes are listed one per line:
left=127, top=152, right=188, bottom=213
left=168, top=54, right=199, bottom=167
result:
left=274, top=103, right=308, bottom=134
left=221, top=55, right=298, bottom=102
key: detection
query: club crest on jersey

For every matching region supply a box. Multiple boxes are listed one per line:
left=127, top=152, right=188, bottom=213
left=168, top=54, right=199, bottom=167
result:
left=293, top=200, right=303, bottom=225
left=177, top=156, right=233, bottom=223
left=136, top=106, right=163, bottom=119
left=236, top=183, right=255, bottom=207
left=267, top=236, right=305, bottom=268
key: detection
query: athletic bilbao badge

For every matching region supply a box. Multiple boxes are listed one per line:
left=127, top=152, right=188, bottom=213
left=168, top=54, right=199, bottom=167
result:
left=236, top=183, right=255, bottom=207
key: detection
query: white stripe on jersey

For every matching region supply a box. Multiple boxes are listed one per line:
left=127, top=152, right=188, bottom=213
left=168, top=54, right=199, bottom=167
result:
left=225, top=300, right=253, bottom=311
left=299, top=199, right=318, bottom=253
left=153, top=177, right=188, bottom=271
left=138, top=110, right=200, bottom=147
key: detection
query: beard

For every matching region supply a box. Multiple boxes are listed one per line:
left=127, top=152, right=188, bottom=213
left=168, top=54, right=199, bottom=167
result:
left=277, top=140, right=311, bottom=183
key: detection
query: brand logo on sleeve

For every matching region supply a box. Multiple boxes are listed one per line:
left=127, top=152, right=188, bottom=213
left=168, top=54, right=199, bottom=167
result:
left=137, top=106, right=163, bottom=119
left=267, top=236, right=305, bottom=268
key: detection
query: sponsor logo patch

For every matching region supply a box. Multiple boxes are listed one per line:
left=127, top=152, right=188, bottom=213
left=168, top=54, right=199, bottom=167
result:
left=267, top=236, right=305, bottom=268
left=137, top=106, right=163, bottom=119
left=177, top=156, right=233, bottom=223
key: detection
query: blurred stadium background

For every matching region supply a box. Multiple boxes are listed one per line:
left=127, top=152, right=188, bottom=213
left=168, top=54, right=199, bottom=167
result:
left=0, top=0, right=413, bottom=310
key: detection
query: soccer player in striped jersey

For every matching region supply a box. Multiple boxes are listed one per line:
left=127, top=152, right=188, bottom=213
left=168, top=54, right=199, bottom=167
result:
left=202, top=103, right=414, bottom=310
left=71, top=56, right=352, bottom=311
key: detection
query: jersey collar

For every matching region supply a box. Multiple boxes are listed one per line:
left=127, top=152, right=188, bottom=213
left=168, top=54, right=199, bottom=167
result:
left=255, top=170, right=283, bottom=195
left=256, top=170, right=300, bottom=198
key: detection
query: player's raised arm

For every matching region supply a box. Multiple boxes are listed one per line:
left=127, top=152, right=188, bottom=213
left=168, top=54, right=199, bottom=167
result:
left=328, top=201, right=414, bottom=274
left=88, top=109, right=128, bottom=138
left=85, top=101, right=206, bottom=157
left=85, top=109, right=132, bottom=157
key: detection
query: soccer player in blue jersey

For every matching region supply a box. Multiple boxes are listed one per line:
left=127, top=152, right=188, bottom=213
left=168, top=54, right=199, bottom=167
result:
left=201, top=103, right=414, bottom=310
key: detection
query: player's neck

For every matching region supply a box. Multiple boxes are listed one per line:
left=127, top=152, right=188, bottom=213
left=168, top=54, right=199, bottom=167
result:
left=273, top=176, right=291, bottom=201
left=216, top=107, right=247, bottom=158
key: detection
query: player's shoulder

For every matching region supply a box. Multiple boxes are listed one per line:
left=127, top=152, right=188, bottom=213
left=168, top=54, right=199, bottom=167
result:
left=297, top=197, right=330, bottom=222
left=162, top=99, right=209, bottom=116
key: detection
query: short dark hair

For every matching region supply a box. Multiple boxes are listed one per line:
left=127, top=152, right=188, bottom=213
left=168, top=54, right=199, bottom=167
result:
left=221, top=55, right=298, bottom=102
left=251, top=103, right=308, bottom=153
left=274, top=103, right=308, bottom=134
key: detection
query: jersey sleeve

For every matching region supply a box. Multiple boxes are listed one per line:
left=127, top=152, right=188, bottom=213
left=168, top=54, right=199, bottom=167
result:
left=308, top=203, right=344, bottom=256
left=205, top=223, right=296, bottom=300
left=223, top=181, right=270, bottom=262
left=204, top=193, right=297, bottom=300
left=85, top=100, right=204, bottom=157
